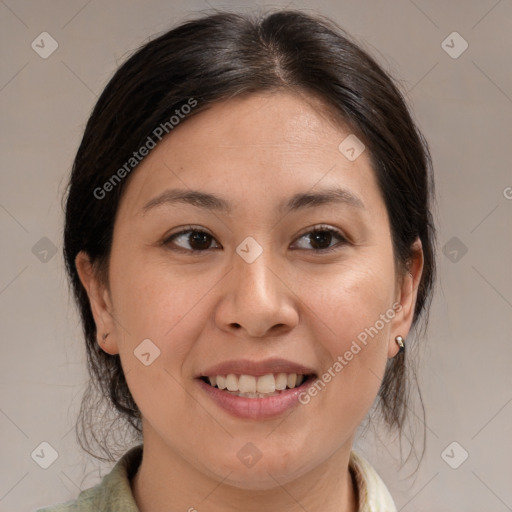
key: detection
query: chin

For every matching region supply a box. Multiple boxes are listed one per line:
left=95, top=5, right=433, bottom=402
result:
left=205, top=454, right=306, bottom=491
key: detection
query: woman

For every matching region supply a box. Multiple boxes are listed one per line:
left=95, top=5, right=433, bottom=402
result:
left=39, top=9, right=436, bottom=512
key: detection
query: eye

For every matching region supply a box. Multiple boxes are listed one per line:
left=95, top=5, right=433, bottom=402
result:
left=163, top=227, right=221, bottom=253
left=163, top=224, right=348, bottom=254
left=292, top=225, right=348, bottom=253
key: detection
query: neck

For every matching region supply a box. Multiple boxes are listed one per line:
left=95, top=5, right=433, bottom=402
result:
left=131, top=429, right=358, bottom=512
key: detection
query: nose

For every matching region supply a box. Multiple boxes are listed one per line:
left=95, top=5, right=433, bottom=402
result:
left=214, top=245, right=299, bottom=338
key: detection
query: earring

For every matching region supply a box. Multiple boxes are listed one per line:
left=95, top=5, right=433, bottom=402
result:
left=395, top=335, right=405, bottom=354
left=101, top=332, right=110, bottom=344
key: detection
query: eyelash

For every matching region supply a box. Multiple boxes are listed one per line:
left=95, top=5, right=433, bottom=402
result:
left=162, top=224, right=348, bottom=255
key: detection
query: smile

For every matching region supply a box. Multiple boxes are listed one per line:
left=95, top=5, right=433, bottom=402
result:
left=201, top=372, right=309, bottom=397
left=197, top=373, right=317, bottom=419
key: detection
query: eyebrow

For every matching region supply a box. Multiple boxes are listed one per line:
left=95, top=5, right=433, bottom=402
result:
left=141, top=186, right=365, bottom=215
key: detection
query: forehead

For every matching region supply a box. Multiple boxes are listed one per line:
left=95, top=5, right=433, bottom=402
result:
left=116, top=91, right=384, bottom=222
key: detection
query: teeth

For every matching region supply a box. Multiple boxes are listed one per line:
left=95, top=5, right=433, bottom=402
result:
left=234, top=391, right=281, bottom=398
left=226, top=374, right=238, bottom=391
left=216, top=375, right=226, bottom=390
left=257, top=374, right=275, bottom=394
left=205, top=372, right=308, bottom=394
left=275, top=373, right=288, bottom=390
left=238, top=374, right=257, bottom=393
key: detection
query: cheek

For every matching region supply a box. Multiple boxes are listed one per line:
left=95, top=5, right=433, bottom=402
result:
left=295, top=254, right=395, bottom=408
left=109, top=247, right=185, bottom=329
left=109, top=253, right=220, bottom=369
left=109, top=262, right=208, bottom=419
left=299, top=257, right=396, bottom=343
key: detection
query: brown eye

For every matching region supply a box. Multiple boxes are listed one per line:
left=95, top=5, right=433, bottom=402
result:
left=292, top=226, right=348, bottom=253
left=164, top=229, right=220, bottom=252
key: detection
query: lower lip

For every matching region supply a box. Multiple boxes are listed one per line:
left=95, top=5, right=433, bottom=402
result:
left=197, top=377, right=315, bottom=420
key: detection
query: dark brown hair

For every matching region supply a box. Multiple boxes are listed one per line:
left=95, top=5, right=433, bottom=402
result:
left=63, top=9, right=436, bottom=462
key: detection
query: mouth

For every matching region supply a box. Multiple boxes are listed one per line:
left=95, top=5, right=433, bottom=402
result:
left=195, top=358, right=318, bottom=419
left=196, top=372, right=317, bottom=419
left=198, top=372, right=317, bottom=398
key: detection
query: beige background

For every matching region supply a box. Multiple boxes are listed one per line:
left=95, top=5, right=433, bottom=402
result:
left=1, top=1, right=511, bottom=511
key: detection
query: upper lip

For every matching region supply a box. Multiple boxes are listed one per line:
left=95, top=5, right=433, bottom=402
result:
left=198, top=358, right=317, bottom=378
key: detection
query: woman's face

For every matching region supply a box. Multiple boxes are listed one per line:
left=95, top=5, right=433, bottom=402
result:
left=78, top=91, right=421, bottom=489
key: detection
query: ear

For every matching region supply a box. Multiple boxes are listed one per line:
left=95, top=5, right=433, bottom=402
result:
left=387, top=238, right=424, bottom=358
left=75, top=251, right=119, bottom=355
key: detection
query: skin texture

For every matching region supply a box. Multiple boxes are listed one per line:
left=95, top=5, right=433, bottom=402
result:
left=76, top=91, right=423, bottom=512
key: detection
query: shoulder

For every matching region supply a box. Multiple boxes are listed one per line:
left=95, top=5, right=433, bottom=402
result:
left=349, top=450, right=397, bottom=512
left=35, top=445, right=143, bottom=512
left=35, top=499, right=78, bottom=512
